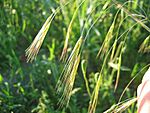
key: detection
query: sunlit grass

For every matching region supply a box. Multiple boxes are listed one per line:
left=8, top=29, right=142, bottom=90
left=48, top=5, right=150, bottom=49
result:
left=25, top=14, right=53, bottom=62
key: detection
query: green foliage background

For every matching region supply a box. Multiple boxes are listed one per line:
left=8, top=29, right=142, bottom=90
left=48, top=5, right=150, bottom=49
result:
left=0, top=0, right=150, bottom=113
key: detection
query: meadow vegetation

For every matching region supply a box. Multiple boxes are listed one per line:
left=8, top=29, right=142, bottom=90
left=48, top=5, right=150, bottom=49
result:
left=0, top=0, right=150, bottom=113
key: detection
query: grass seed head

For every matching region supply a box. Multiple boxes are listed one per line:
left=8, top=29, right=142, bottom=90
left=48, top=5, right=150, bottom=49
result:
left=56, top=37, right=83, bottom=108
left=139, top=35, right=150, bottom=53
left=25, top=15, right=53, bottom=62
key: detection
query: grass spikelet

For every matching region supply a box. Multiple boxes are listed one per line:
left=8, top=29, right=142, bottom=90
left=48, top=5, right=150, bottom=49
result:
left=113, top=0, right=150, bottom=33
left=25, top=1, right=71, bottom=62
left=60, top=0, right=85, bottom=61
left=56, top=37, right=83, bottom=108
left=58, top=54, right=80, bottom=108
left=114, top=49, right=122, bottom=91
left=138, top=35, right=150, bottom=53
left=114, top=98, right=137, bottom=113
left=97, top=20, right=115, bottom=58
left=25, top=14, right=55, bottom=62
left=104, top=97, right=137, bottom=113
left=88, top=74, right=102, bottom=113
left=110, top=39, right=117, bottom=61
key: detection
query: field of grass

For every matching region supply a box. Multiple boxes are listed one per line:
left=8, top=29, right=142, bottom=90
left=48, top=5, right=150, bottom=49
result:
left=0, top=0, right=150, bottom=113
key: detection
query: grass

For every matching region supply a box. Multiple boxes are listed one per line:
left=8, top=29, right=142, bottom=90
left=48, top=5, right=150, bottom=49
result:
left=0, top=0, right=150, bottom=113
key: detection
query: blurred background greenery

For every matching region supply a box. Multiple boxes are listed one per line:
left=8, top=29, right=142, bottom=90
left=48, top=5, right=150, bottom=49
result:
left=0, top=0, right=150, bottom=113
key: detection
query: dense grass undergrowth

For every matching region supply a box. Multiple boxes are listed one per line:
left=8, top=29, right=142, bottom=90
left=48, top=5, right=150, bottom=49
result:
left=0, top=0, right=150, bottom=113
